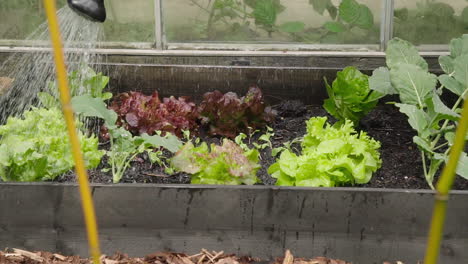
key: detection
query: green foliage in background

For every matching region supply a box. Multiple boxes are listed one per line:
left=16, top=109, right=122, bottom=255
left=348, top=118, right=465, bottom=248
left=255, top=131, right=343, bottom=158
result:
left=323, top=66, right=381, bottom=125
left=369, top=36, right=468, bottom=189
left=268, top=116, right=382, bottom=187
left=0, top=0, right=153, bottom=42
left=3, top=0, right=467, bottom=45
left=394, top=1, right=468, bottom=45
left=308, top=0, right=376, bottom=43
left=168, top=0, right=378, bottom=44
left=0, top=0, right=66, bottom=39
left=0, top=107, right=103, bottom=182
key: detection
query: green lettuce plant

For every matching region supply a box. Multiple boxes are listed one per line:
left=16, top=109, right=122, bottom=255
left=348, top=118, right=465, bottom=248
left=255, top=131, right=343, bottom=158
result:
left=0, top=107, right=103, bottom=182
left=268, top=116, right=382, bottom=187
left=323, top=66, right=381, bottom=125
left=171, top=138, right=260, bottom=185
left=234, top=126, right=274, bottom=152
left=369, top=36, right=468, bottom=188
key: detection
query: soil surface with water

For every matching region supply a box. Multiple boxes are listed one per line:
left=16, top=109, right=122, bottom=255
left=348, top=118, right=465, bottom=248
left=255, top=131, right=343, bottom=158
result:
left=58, top=100, right=468, bottom=190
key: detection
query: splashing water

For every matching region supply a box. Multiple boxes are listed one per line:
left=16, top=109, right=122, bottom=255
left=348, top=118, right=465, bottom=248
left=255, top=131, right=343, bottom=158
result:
left=0, top=7, right=104, bottom=124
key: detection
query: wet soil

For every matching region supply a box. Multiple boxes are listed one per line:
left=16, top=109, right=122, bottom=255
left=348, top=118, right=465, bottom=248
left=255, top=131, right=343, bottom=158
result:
left=58, top=100, right=468, bottom=190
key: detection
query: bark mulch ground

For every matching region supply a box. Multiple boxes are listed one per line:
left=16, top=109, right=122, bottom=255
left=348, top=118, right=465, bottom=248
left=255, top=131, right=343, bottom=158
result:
left=0, top=249, right=404, bottom=264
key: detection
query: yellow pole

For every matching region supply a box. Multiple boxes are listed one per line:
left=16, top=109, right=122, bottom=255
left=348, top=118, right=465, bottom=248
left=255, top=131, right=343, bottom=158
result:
left=42, top=1, right=101, bottom=263
left=424, top=97, right=468, bottom=264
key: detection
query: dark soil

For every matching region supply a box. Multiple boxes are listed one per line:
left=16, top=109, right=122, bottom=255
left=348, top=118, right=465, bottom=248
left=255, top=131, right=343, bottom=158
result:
left=58, top=100, right=468, bottom=190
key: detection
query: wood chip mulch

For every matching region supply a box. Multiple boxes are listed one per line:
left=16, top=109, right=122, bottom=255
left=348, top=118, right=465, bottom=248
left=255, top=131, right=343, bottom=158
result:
left=0, top=248, right=405, bottom=264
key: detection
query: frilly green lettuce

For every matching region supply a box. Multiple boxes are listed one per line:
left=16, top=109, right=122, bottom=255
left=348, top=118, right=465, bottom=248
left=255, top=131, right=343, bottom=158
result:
left=171, top=139, right=260, bottom=185
left=269, top=117, right=382, bottom=187
left=0, top=107, right=104, bottom=182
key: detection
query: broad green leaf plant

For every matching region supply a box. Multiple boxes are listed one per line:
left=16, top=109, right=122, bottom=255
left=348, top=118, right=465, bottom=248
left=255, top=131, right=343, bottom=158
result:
left=185, top=0, right=292, bottom=40
left=369, top=36, right=468, bottom=189
left=310, top=0, right=375, bottom=42
left=72, top=95, right=182, bottom=183
left=317, top=0, right=373, bottom=32
left=268, top=117, right=382, bottom=187
left=0, top=108, right=103, bottom=181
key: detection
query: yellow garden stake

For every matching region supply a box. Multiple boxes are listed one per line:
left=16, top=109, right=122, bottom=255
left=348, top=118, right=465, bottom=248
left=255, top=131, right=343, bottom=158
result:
left=424, top=97, right=468, bottom=264
left=42, top=0, right=101, bottom=263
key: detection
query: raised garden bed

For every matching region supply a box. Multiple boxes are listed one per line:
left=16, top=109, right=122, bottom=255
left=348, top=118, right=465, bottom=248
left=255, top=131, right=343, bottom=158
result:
left=1, top=184, right=467, bottom=264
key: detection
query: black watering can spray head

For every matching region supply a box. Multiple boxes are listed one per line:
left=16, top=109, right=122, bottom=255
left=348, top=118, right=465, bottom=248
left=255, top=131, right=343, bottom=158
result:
left=67, top=0, right=106, bottom=23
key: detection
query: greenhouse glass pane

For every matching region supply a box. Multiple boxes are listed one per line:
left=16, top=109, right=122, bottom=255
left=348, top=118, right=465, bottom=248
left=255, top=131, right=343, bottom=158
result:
left=103, top=0, right=155, bottom=42
left=394, top=0, right=468, bottom=45
left=0, top=0, right=154, bottom=43
left=163, top=0, right=381, bottom=44
left=0, top=0, right=66, bottom=40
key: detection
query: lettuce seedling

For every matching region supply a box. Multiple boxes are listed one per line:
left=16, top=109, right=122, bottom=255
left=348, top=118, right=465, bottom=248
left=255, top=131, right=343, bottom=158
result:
left=268, top=117, right=382, bottom=187
left=171, top=139, right=260, bottom=185
left=369, top=36, right=468, bottom=188
left=38, top=65, right=111, bottom=109
left=323, top=66, right=382, bottom=125
left=199, top=86, right=276, bottom=138
left=110, top=91, right=198, bottom=137
left=72, top=95, right=182, bottom=183
left=0, top=108, right=104, bottom=182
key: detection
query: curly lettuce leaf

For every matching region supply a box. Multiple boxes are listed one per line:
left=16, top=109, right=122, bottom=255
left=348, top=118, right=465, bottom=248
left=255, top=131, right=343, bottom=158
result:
left=171, top=139, right=260, bottom=185
left=269, top=117, right=382, bottom=187
left=0, top=108, right=104, bottom=182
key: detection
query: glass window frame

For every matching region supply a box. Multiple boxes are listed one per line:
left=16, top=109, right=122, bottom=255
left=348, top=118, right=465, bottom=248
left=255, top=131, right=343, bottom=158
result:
left=0, top=0, right=453, bottom=53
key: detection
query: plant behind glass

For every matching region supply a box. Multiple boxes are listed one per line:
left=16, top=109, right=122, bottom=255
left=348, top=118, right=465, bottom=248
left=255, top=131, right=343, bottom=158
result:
left=394, top=1, right=467, bottom=45
left=182, top=0, right=376, bottom=43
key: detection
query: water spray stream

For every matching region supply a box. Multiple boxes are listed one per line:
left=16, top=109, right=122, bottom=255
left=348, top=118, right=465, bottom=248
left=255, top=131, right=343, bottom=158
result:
left=0, top=7, right=104, bottom=124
